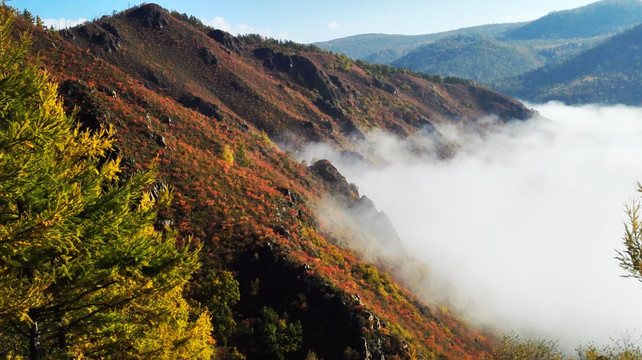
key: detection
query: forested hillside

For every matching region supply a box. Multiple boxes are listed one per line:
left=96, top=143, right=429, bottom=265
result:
left=391, top=34, right=543, bottom=83
left=496, top=23, right=642, bottom=104
left=0, top=3, right=534, bottom=359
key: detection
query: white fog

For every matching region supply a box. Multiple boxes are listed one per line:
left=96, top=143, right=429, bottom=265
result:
left=299, top=101, right=642, bottom=350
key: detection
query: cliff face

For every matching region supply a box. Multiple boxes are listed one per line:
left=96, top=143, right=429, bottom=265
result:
left=21, top=3, right=533, bottom=359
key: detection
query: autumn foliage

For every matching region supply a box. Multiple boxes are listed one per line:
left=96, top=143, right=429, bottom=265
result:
left=0, top=3, right=537, bottom=359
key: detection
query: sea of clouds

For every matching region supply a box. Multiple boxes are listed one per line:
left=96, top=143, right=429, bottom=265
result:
left=298, top=101, right=642, bottom=351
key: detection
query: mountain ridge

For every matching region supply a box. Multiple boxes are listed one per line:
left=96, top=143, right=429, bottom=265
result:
left=504, top=0, right=642, bottom=40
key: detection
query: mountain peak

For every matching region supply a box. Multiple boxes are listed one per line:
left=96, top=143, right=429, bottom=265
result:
left=127, top=2, right=169, bottom=29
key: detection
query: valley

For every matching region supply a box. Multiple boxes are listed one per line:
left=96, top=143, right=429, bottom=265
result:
left=3, top=1, right=642, bottom=359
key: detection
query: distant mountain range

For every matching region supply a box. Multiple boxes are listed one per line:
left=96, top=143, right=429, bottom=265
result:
left=390, top=34, right=545, bottom=84
left=315, top=23, right=521, bottom=65
left=496, top=23, right=642, bottom=104
left=315, top=0, right=642, bottom=105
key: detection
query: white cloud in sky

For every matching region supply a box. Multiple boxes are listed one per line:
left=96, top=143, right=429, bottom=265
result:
left=203, top=16, right=253, bottom=34
left=298, top=102, right=642, bottom=353
left=204, top=16, right=232, bottom=31
left=43, top=17, right=87, bottom=29
left=328, top=20, right=341, bottom=30
left=202, top=16, right=288, bottom=40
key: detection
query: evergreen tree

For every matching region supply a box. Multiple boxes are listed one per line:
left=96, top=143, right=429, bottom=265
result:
left=256, top=307, right=302, bottom=360
left=191, top=270, right=240, bottom=346
left=618, top=183, right=642, bottom=284
left=0, top=7, right=213, bottom=359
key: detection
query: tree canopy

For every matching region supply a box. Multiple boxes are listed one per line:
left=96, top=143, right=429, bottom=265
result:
left=0, top=6, right=213, bottom=359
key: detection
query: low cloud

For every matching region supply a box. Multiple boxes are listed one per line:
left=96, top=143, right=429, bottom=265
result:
left=43, top=17, right=87, bottom=29
left=328, top=20, right=341, bottom=30
left=299, top=102, right=642, bottom=351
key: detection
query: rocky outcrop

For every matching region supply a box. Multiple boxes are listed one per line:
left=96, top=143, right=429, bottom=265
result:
left=416, top=117, right=436, bottom=132
left=254, top=48, right=341, bottom=106
left=310, top=160, right=406, bottom=258
left=128, top=3, right=169, bottom=29
left=58, top=80, right=105, bottom=132
left=198, top=46, right=219, bottom=66
left=148, top=131, right=167, bottom=148
left=100, top=22, right=120, bottom=38
left=309, top=160, right=359, bottom=200
left=329, top=74, right=361, bottom=98
left=207, top=29, right=245, bottom=53
left=373, top=78, right=398, bottom=95
left=61, top=22, right=121, bottom=53
left=256, top=48, right=358, bottom=128
left=177, top=94, right=222, bottom=119
left=141, top=68, right=166, bottom=87
left=89, top=30, right=120, bottom=52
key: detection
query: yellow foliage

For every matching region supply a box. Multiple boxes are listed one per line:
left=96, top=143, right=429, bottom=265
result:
left=221, top=144, right=234, bottom=165
left=0, top=7, right=213, bottom=359
left=259, top=130, right=274, bottom=148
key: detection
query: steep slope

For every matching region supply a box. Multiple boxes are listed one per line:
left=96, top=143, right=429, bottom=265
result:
left=56, top=4, right=530, bottom=149
left=16, top=3, right=533, bottom=359
left=496, top=23, right=642, bottom=105
left=504, top=0, right=642, bottom=40
left=392, top=34, right=544, bottom=83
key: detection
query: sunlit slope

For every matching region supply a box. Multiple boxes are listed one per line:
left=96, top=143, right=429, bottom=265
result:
left=14, top=3, right=535, bottom=358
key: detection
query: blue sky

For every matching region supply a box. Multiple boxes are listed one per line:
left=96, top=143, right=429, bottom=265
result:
left=11, top=0, right=597, bottom=43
